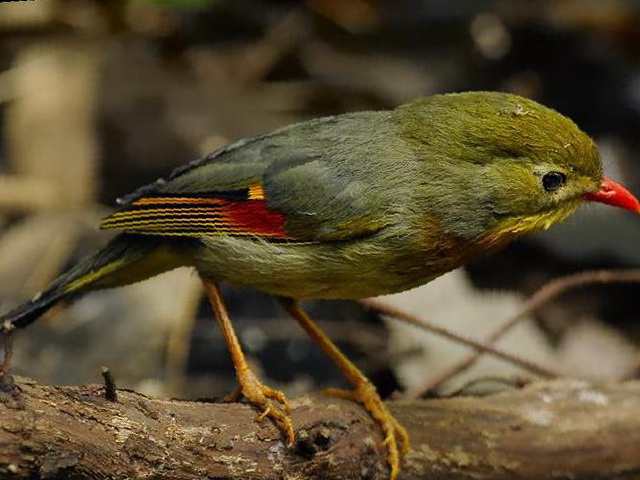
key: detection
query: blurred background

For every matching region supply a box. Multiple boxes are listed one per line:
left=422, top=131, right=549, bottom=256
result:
left=1, top=0, right=640, bottom=401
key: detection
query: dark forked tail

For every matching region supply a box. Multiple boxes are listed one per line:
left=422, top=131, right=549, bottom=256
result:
left=0, top=235, right=178, bottom=330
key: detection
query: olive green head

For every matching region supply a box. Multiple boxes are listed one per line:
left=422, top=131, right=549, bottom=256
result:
left=395, top=91, right=604, bottom=242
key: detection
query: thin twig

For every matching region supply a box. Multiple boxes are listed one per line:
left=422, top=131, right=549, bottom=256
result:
left=100, top=366, right=118, bottom=402
left=404, top=269, right=640, bottom=398
left=360, top=299, right=561, bottom=384
left=0, top=320, right=14, bottom=376
left=443, top=375, right=531, bottom=398
left=0, top=320, right=23, bottom=408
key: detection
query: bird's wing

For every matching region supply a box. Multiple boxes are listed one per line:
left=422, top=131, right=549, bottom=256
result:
left=100, top=130, right=389, bottom=243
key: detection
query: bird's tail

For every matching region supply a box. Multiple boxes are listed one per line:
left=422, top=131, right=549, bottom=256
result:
left=0, top=234, right=187, bottom=330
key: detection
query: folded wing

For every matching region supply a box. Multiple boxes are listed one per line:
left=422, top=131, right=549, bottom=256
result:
left=101, top=121, right=390, bottom=243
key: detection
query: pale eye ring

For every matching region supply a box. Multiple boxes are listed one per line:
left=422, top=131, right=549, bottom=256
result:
left=542, top=171, right=566, bottom=192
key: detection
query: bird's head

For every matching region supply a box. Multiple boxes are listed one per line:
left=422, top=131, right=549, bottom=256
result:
left=396, top=92, right=639, bottom=246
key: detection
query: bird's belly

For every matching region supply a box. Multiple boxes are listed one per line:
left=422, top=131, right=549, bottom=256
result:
left=192, top=236, right=447, bottom=299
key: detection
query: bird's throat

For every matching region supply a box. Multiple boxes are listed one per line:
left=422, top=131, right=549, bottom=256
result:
left=477, top=200, right=582, bottom=251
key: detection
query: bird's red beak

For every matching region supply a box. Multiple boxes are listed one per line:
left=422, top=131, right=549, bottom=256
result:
left=583, top=177, right=640, bottom=213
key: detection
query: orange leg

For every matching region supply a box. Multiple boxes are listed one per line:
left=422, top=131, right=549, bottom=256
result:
left=276, top=297, right=410, bottom=480
left=201, top=280, right=295, bottom=445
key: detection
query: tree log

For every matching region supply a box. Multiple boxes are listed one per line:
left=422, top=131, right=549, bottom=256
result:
left=0, top=377, right=639, bottom=479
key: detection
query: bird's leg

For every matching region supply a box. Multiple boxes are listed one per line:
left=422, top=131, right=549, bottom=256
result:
left=276, top=297, right=409, bottom=480
left=201, top=280, right=294, bottom=445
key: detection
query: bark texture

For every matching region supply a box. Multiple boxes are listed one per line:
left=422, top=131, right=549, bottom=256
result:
left=0, top=377, right=639, bottom=479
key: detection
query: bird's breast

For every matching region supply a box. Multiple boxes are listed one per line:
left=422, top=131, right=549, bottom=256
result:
left=192, top=226, right=467, bottom=299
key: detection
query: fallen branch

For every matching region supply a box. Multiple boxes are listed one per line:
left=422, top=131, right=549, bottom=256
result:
left=1, top=378, right=639, bottom=479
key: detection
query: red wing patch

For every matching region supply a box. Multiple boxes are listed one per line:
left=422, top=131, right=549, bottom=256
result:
left=100, top=184, right=290, bottom=240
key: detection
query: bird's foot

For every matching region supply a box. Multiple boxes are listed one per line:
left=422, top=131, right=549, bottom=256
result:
left=325, top=382, right=409, bottom=480
left=228, top=370, right=295, bottom=445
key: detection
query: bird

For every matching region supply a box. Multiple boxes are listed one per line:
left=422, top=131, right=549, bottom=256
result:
left=1, top=91, right=639, bottom=479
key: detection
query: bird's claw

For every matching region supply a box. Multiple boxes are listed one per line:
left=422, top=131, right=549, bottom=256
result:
left=231, top=371, right=295, bottom=445
left=221, top=387, right=241, bottom=403
left=325, top=383, right=410, bottom=479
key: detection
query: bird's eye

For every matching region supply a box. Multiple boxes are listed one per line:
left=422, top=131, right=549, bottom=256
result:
left=542, top=171, right=566, bottom=192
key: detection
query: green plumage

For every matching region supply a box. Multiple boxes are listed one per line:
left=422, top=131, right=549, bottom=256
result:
left=1, top=91, right=606, bottom=327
